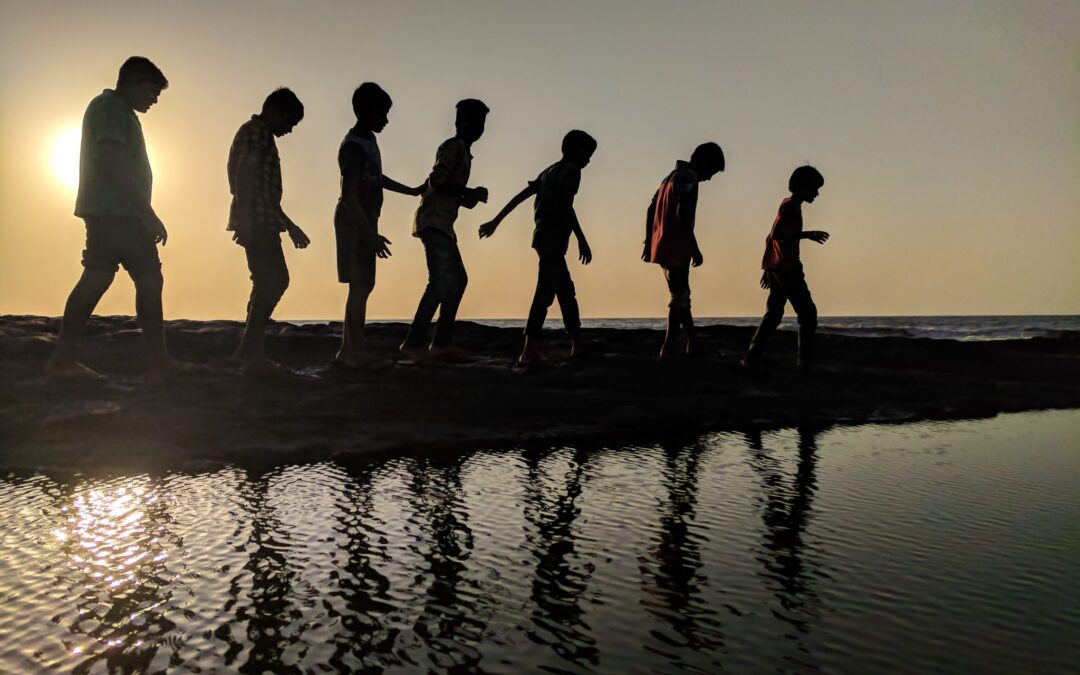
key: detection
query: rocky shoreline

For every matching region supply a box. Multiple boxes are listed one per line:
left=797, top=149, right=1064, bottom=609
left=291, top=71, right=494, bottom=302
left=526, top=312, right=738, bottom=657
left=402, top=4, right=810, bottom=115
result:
left=2, top=314, right=1078, bottom=473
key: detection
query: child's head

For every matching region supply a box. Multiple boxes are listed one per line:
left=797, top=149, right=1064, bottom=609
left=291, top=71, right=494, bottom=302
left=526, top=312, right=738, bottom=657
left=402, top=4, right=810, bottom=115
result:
left=689, top=142, right=725, bottom=181
left=261, top=88, right=304, bottom=137
left=455, top=99, right=489, bottom=143
left=789, top=165, right=824, bottom=202
left=116, top=56, right=168, bottom=113
left=561, top=130, right=597, bottom=168
left=352, top=82, right=392, bottom=133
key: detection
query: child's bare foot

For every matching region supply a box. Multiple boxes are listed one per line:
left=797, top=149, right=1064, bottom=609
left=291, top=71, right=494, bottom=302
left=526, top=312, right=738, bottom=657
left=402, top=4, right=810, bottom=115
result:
left=658, top=343, right=678, bottom=362
left=517, top=342, right=544, bottom=368
left=398, top=342, right=429, bottom=363
left=45, top=358, right=105, bottom=380
left=570, top=336, right=591, bottom=359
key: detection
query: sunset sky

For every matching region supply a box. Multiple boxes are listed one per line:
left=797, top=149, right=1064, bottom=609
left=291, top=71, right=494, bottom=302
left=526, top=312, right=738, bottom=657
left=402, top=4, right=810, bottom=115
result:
left=1, top=0, right=1077, bottom=320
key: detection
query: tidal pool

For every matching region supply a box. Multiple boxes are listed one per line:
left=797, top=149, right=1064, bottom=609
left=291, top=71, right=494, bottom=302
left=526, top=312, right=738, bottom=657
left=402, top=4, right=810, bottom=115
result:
left=1, top=410, right=1077, bottom=673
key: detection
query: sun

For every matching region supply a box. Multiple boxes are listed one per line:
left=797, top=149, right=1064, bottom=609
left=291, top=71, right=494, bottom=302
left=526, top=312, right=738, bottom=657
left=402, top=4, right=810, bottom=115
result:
left=51, top=127, right=82, bottom=192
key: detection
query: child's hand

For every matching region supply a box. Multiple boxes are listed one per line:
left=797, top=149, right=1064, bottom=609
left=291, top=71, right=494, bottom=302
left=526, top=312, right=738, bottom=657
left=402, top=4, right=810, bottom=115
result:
left=805, top=230, right=830, bottom=244
left=641, top=243, right=650, bottom=262
left=287, top=223, right=310, bottom=250
left=144, top=213, right=169, bottom=246
left=412, top=183, right=426, bottom=197
left=578, top=239, right=592, bottom=265
left=760, top=271, right=770, bottom=290
left=691, top=249, right=704, bottom=267
left=374, top=234, right=392, bottom=259
left=478, top=221, right=498, bottom=239
left=473, top=186, right=489, bottom=203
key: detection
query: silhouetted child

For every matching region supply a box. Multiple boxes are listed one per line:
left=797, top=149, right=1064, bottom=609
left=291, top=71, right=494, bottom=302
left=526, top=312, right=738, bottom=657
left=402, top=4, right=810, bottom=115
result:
left=226, top=88, right=309, bottom=372
left=742, top=165, right=829, bottom=370
left=334, top=82, right=423, bottom=368
left=642, top=142, right=725, bottom=360
left=47, top=56, right=184, bottom=378
left=399, top=99, right=489, bottom=362
left=479, top=130, right=597, bottom=366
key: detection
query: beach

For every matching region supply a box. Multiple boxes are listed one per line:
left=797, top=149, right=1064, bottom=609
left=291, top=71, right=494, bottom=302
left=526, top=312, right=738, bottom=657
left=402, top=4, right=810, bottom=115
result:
left=2, top=314, right=1078, bottom=473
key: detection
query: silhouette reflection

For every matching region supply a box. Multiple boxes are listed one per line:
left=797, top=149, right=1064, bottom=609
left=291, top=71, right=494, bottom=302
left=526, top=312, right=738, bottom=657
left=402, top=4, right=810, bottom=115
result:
left=639, top=441, right=724, bottom=662
left=230, top=469, right=302, bottom=673
left=326, top=464, right=398, bottom=671
left=520, top=446, right=599, bottom=668
left=402, top=455, right=487, bottom=673
left=744, top=425, right=827, bottom=668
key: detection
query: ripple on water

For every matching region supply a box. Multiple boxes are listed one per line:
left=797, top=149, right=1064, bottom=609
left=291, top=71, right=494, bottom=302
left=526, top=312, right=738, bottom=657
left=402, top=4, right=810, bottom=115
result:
left=0, top=409, right=1077, bottom=673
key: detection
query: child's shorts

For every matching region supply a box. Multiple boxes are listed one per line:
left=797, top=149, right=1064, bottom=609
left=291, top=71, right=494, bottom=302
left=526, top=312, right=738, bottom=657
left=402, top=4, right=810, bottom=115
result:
left=81, top=217, right=161, bottom=279
left=662, top=265, right=691, bottom=309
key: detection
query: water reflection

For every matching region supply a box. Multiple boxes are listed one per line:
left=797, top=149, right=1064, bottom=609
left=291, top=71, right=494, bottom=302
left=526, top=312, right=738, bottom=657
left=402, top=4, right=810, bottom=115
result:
left=56, top=479, right=178, bottom=672
left=4, top=411, right=1075, bottom=673
left=639, top=441, right=724, bottom=663
left=326, top=464, right=397, bottom=671
left=521, top=447, right=599, bottom=668
left=745, top=426, right=826, bottom=670
left=401, top=455, right=487, bottom=672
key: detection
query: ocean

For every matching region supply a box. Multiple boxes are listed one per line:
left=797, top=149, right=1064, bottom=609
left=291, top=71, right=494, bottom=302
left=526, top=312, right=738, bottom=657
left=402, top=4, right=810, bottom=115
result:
left=294, top=315, right=1080, bottom=342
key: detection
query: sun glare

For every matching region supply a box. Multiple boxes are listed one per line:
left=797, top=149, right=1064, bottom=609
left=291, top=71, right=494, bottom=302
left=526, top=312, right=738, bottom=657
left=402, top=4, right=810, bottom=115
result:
left=51, top=127, right=81, bottom=192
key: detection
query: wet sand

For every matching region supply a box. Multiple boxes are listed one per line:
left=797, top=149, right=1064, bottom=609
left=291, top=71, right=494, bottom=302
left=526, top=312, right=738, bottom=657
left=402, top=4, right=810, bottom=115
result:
left=1, top=314, right=1078, bottom=472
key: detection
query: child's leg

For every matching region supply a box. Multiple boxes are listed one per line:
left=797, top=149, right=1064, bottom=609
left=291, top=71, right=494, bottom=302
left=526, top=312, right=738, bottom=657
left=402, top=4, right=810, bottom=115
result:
left=237, top=238, right=289, bottom=364
left=551, top=256, right=586, bottom=355
left=338, top=282, right=372, bottom=364
left=660, top=266, right=690, bottom=359
left=744, top=272, right=787, bottom=365
left=50, top=267, right=115, bottom=370
left=402, top=230, right=452, bottom=352
left=521, top=253, right=559, bottom=364
left=432, top=240, right=468, bottom=349
left=784, top=270, right=818, bottom=368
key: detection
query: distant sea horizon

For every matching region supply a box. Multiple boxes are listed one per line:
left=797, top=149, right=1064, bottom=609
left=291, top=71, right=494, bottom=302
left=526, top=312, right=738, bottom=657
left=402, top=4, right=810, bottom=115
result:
left=282, top=315, right=1080, bottom=342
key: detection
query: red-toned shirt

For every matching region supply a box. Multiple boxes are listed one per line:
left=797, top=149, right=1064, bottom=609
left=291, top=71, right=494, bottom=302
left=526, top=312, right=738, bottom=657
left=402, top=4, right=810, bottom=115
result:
left=644, top=161, right=698, bottom=267
left=761, top=197, right=802, bottom=270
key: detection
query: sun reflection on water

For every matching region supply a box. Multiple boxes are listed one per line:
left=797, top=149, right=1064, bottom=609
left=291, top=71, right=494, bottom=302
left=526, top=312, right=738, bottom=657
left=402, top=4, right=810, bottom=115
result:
left=54, top=479, right=178, bottom=664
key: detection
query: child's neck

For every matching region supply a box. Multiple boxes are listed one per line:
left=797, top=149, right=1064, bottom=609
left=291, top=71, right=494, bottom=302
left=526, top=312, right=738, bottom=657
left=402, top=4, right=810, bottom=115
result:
left=790, top=194, right=806, bottom=205
left=352, top=123, right=375, bottom=138
left=454, top=132, right=473, bottom=149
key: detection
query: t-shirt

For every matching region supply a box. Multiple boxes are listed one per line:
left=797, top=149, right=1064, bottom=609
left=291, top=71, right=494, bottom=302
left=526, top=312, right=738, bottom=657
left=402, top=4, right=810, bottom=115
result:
left=531, top=160, right=581, bottom=254
left=761, top=197, right=802, bottom=270
left=644, top=161, right=698, bottom=267
left=74, top=89, right=152, bottom=219
left=338, top=130, right=383, bottom=228
left=414, top=137, right=471, bottom=240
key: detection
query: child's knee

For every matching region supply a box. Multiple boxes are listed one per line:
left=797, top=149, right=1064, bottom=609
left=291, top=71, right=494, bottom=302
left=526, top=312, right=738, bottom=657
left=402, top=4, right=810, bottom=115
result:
left=669, top=288, right=691, bottom=310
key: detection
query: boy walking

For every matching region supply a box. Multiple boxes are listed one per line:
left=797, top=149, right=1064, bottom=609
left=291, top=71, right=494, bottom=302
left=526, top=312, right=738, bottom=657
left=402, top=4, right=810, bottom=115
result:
left=479, top=130, right=597, bottom=366
left=399, top=99, right=490, bottom=361
left=47, top=56, right=180, bottom=377
left=742, top=165, right=829, bottom=370
left=227, top=88, right=310, bottom=372
left=642, top=143, right=725, bottom=360
left=333, top=82, right=423, bottom=368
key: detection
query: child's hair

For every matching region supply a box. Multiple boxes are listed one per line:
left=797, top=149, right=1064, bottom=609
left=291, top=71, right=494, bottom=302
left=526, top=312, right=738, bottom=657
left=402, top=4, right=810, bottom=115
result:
left=455, top=98, right=490, bottom=124
left=562, top=129, right=597, bottom=155
left=117, top=57, right=168, bottom=89
left=691, top=142, right=725, bottom=172
left=789, top=165, right=824, bottom=193
left=262, top=88, right=304, bottom=122
left=352, top=82, right=392, bottom=117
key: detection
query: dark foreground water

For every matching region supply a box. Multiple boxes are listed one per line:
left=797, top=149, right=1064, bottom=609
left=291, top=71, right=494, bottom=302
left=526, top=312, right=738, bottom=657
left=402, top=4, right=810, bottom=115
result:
left=1, top=411, right=1077, bottom=674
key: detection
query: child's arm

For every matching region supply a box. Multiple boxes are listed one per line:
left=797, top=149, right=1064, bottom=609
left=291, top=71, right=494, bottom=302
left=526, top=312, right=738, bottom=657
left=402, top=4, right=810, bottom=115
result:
left=569, top=207, right=592, bottom=265
left=342, top=171, right=391, bottom=258
left=801, top=231, right=830, bottom=243
left=642, top=192, right=657, bottom=261
left=428, top=140, right=487, bottom=207
left=676, top=189, right=702, bottom=266
left=478, top=182, right=538, bottom=238
left=382, top=175, right=425, bottom=197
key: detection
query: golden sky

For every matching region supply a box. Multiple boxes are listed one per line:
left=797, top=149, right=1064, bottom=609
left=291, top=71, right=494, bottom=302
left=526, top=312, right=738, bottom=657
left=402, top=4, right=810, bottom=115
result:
left=2, top=0, right=1078, bottom=320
